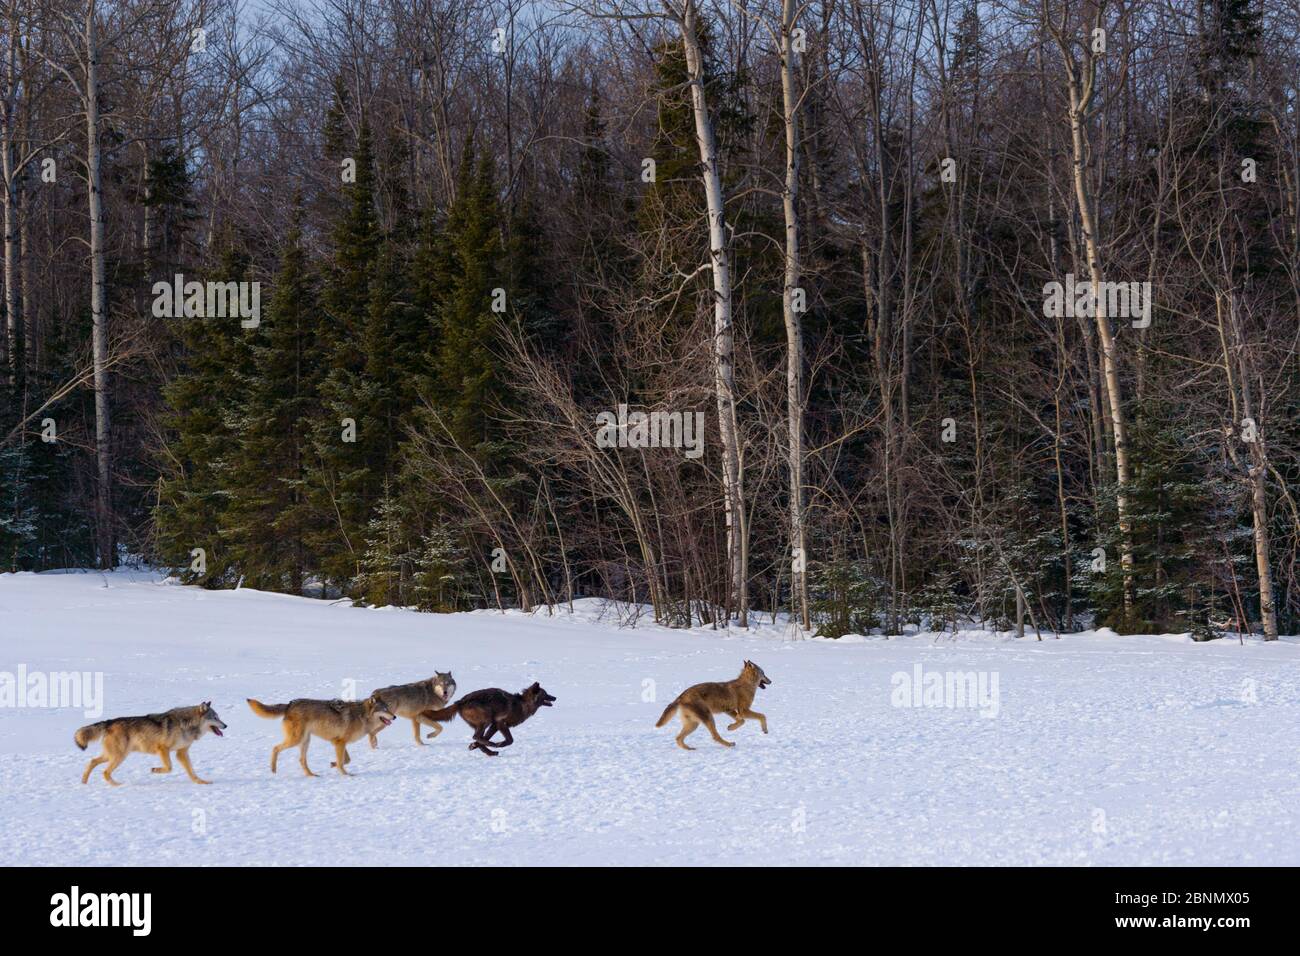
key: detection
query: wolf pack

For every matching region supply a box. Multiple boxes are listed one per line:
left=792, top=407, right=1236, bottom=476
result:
left=72, top=660, right=772, bottom=786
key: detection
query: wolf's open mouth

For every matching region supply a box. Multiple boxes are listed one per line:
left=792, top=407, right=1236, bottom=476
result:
left=211, top=726, right=224, bottom=736
left=379, top=716, right=392, bottom=726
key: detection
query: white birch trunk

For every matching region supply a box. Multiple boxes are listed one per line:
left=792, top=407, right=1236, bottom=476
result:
left=779, top=0, right=809, bottom=630
left=680, top=0, right=746, bottom=625
left=85, top=1, right=113, bottom=568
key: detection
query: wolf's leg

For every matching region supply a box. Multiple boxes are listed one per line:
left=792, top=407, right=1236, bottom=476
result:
left=675, top=715, right=699, bottom=751
left=102, top=752, right=126, bottom=786
left=329, top=746, right=353, bottom=768
left=368, top=732, right=378, bottom=749
left=176, top=747, right=211, bottom=785
left=479, top=720, right=499, bottom=743
left=82, top=754, right=107, bottom=784
left=701, top=713, right=735, bottom=748
left=331, top=739, right=351, bottom=775
left=424, top=720, right=443, bottom=739
left=151, top=746, right=174, bottom=774
left=410, top=718, right=425, bottom=746
left=742, top=709, right=768, bottom=733
left=726, top=711, right=745, bottom=731
left=298, top=736, right=317, bottom=777
left=468, top=725, right=499, bottom=756
left=493, top=726, right=515, bottom=748
left=271, top=722, right=302, bottom=774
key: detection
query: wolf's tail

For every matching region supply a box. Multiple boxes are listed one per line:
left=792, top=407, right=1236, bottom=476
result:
left=421, top=703, right=459, bottom=722
left=247, top=698, right=289, bottom=718
left=655, top=698, right=681, bottom=728
left=74, top=720, right=109, bottom=750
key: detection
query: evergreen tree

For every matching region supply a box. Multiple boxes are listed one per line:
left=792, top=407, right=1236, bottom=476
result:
left=222, top=211, right=319, bottom=593
left=1083, top=402, right=1237, bottom=634
left=154, top=241, right=254, bottom=584
left=304, top=121, right=384, bottom=590
left=430, top=147, right=505, bottom=454
left=355, top=485, right=414, bottom=606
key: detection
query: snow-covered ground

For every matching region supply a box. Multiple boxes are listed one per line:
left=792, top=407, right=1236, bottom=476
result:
left=2, top=568, right=1298, bottom=866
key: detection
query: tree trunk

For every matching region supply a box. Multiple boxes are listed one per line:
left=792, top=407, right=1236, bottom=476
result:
left=779, top=0, right=809, bottom=631
left=680, top=0, right=746, bottom=626
left=1056, top=19, right=1135, bottom=625
left=86, top=2, right=113, bottom=569
left=1, top=2, right=18, bottom=386
left=1216, top=292, right=1279, bottom=641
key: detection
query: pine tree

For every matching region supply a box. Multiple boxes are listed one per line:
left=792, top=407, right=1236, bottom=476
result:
left=222, top=211, right=319, bottom=593
left=355, top=485, right=413, bottom=606
left=154, top=241, right=254, bottom=585
left=1083, top=402, right=1235, bottom=634
left=430, top=147, right=505, bottom=454
left=304, top=121, right=384, bottom=590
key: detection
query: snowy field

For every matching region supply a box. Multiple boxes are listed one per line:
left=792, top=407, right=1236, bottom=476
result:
left=2, top=568, right=1299, bottom=866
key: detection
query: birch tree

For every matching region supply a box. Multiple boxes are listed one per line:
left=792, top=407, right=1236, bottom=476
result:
left=1044, top=0, right=1135, bottom=623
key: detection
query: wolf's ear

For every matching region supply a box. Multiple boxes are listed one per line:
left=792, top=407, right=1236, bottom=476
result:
left=202, top=700, right=211, bottom=709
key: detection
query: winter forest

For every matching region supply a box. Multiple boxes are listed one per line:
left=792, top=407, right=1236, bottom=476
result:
left=0, top=0, right=1297, bottom=640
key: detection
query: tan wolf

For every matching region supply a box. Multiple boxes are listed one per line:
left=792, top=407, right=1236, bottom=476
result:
left=246, top=696, right=395, bottom=777
left=75, top=702, right=228, bottom=786
left=368, top=671, right=456, bottom=748
left=655, top=661, right=771, bottom=750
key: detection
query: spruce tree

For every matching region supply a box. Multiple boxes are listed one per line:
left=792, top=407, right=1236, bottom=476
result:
left=154, top=241, right=254, bottom=585
left=222, top=211, right=319, bottom=593
left=305, top=121, right=383, bottom=591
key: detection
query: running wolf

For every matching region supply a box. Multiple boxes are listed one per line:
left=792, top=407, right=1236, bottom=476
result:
left=421, top=683, right=556, bottom=756
left=246, top=696, right=395, bottom=776
left=655, top=661, right=771, bottom=750
left=368, top=672, right=456, bottom=748
left=75, top=702, right=228, bottom=786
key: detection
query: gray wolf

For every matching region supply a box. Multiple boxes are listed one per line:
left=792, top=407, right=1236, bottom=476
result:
left=368, top=671, right=456, bottom=747
left=247, top=696, right=395, bottom=776
left=75, top=702, right=227, bottom=786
